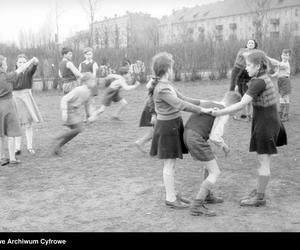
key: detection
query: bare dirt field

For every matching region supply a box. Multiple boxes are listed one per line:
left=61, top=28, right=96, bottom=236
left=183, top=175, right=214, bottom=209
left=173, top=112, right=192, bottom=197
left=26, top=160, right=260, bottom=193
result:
left=1, top=76, right=299, bottom=232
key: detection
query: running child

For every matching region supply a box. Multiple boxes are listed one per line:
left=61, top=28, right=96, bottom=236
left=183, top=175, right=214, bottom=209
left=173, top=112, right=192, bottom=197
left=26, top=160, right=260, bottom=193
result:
left=92, top=66, right=140, bottom=121
left=51, top=72, right=98, bottom=156
left=211, top=50, right=287, bottom=207
left=149, top=52, right=212, bottom=210
left=184, top=91, right=241, bottom=216
left=269, top=49, right=292, bottom=122
left=59, top=47, right=82, bottom=94
left=12, top=54, right=43, bottom=156
left=0, top=55, right=38, bottom=166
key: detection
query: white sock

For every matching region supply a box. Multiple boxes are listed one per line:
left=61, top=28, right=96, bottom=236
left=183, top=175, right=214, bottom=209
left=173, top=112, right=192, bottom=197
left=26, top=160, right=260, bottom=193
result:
left=8, top=137, right=16, bottom=161
left=15, top=136, right=22, bottom=151
left=0, top=137, right=5, bottom=159
left=163, top=164, right=176, bottom=202
left=25, top=126, right=33, bottom=149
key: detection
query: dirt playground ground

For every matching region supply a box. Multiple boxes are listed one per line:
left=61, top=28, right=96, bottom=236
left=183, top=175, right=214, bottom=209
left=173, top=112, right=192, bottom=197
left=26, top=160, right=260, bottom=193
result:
left=0, top=76, right=299, bottom=232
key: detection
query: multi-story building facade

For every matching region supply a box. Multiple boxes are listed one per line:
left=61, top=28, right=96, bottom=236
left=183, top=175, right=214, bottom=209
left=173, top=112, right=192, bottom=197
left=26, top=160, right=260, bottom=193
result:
left=66, top=12, right=159, bottom=49
left=159, top=0, right=300, bottom=45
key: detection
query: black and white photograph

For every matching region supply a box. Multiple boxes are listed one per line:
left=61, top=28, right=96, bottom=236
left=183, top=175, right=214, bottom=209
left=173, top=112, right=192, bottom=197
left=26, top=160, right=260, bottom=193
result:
left=0, top=0, right=299, bottom=236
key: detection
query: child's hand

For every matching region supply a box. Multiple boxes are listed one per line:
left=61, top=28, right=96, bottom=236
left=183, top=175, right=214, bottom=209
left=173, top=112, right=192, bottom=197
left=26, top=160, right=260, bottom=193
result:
left=150, top=115, right=157, bottom=125
left=32, top=57, right=39, bottom=64
left=211, top=107, right=220, bottom=116
left=222, top=144, right=230, bottom=157
left=201, top=107, right=213, bottom=114
left=62, top=110, right=68, bottom=123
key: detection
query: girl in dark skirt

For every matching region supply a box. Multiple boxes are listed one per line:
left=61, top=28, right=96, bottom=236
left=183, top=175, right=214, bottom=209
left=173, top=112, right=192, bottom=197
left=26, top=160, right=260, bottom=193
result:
left=211, top=50, right=287, bottom=207
left=149, top=52, right=212, bottom=209
left=134, top=79, right=156, bottom=153
left=0, top=55, right=38, bottom=166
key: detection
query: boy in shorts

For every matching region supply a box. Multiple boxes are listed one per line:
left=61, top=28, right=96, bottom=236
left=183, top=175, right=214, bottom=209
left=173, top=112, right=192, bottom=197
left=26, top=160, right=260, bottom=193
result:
left=183, top=91, right=241, bottom=216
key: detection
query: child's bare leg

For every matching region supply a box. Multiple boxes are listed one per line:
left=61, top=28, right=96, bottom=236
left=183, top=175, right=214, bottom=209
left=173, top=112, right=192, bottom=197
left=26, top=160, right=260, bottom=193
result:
left=282, top=95, right=290, bottom=122
left=52, top=124, right=84, bottom=155
left=112, top=99, right=127, bottom=119
left=96, top=105, right=106, bottom=115
left=135, top=128, right=154, bottom=151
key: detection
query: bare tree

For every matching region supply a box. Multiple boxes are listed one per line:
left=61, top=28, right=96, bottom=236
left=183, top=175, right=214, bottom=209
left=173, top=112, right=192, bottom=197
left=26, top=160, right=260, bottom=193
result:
left=80, top=0, right=101, bottom=47
left=246, top=0, right=272, bottom=45
left=54, top=0, right=65, bottom=44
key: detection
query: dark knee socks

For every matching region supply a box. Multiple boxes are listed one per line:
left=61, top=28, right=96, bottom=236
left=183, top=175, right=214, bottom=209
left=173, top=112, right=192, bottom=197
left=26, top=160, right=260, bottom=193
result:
left=196, top=180, right=214, bottom=201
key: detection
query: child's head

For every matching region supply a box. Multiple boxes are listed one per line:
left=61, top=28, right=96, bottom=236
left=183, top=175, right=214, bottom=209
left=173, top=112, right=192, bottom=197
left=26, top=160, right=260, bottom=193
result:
left=0, top=55, right=7, bottom=72
left=246, top=39, right=258, bottom=49
left=80, top=72, right=96, bottom=89
left=151, top=52, right=174, bottom=79
left=117, top=66, right=130, bottom=76
left=83, top=47, right=93, bottom=60
left=16, top=54, right=28, bottom=69
left=61, top=47, right=73, bottom=60
left=223, top=91, right=242, bottom=106
left=245, top=50, right=269, bottom=77
left=281, top=49, right=291, bottom=62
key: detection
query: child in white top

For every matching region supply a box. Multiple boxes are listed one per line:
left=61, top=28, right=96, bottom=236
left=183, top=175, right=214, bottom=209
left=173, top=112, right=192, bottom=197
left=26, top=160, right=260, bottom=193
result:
left=269, top=49, right=292, bottom=122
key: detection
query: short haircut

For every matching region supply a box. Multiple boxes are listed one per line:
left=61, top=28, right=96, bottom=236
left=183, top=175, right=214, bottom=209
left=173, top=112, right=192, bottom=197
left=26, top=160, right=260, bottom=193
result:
left=224, top=91, right=242, bottom=104
left=61, top=47, right=73, bottom=56
left=17, top=54, right=28, bottom=61
left=80, top=72, right=95, bottom=84
left=83, top=47, right=93, bottom=54
left=282, top=49, right=292, bottom=56
left=0, top=55, right=6, bottom=68
left=117, top=66, right=129, bottom=75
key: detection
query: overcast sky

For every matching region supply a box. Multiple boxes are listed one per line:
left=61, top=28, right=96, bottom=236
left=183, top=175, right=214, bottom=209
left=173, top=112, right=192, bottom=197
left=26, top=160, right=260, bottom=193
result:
left=0, top=0, right=221, bottom=45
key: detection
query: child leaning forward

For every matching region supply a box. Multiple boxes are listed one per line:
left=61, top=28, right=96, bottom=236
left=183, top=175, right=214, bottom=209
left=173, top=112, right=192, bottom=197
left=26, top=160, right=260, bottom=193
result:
left=184, top=91, right=241, bottom=216
left=51, top=72, right=98, bottom=156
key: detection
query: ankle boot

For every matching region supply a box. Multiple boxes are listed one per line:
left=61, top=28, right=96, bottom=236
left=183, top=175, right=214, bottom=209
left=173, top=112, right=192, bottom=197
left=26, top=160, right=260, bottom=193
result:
left=190, top=199, right=216, bottom=216
left=240, top=193, right=266, bottom=207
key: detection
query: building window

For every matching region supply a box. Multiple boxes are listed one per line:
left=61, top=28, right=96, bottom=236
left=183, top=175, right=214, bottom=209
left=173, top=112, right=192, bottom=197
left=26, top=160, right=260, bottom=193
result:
left=198, top=27, right=204, bottom=33
left=229, top=23, right=237, bottom=30
left=270, top=31, right=280, bottom=40
left=203, top=11, right=209, bottom=17
left=270, top=18, right=280, bottom=25
left=216, top=25, right=223, bottom=31
left=296, top=8, right=298, bottom=17
left=193, top=13, right=199, bottom=19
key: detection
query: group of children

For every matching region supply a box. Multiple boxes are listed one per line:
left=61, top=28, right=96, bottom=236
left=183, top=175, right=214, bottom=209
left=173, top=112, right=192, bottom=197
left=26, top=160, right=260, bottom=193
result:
left=230, top=39, right=293, bottom=123
left=0, top=43, right=290, bottom=217
left=0, top=54, right=42, bottom=167
left=134, top=48, right=288, bottom=216
left=52, top=47, right=140, bottom=155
